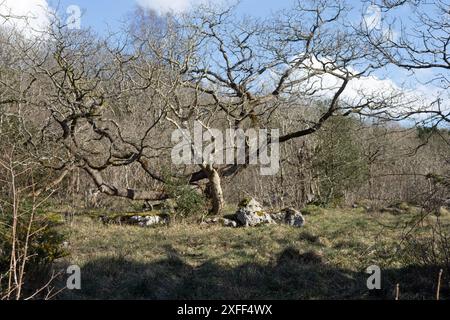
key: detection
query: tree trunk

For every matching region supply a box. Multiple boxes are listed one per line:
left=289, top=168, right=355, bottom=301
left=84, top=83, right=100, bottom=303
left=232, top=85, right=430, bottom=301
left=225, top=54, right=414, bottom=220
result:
left=84, top=166, right=167, bottom=201
left=203, top=164, right=224, bottom=215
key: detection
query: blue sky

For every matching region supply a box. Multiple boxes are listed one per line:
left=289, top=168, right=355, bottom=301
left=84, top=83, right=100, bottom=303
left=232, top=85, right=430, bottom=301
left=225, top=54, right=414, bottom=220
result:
left=48, top=0, right=411, bottom=32
left=52, top=0, right=297, bottom=32
left=41, top=0, right=438, bottom=102
left=2, top=0, right=443, bottom=116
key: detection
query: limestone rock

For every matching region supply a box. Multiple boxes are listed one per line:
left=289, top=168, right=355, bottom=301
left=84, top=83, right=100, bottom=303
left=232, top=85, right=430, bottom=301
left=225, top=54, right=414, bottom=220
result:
left=271, top=208, right=305, bottom=227
left=235, top=198, right=274, bottom=227
left=202, top=217, right=238, bottom=228
left=100, top=213, right=171, bottom=227
left=220, top=218, right=238, bottom=228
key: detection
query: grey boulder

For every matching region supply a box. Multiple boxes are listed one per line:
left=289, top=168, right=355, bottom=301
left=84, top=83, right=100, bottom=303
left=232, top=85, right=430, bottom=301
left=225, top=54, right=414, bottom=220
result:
left=235, top=198, right=274, bottom=227
left=271, top=208, right=305, bottom=227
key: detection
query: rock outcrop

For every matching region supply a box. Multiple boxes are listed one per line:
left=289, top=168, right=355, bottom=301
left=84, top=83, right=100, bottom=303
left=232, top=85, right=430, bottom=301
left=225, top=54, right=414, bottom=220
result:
left=129, top=214, right=170, bottom=227
left=100, top=212, right=170, bottom=227
left=100, top=198, right=305, bottom=229
left=203, top=217, right=238, bottom=228
left=271, top=207, right=305, bottom=227
left=204, top=198, right=305, bottom=228
left=235, top=198, right=274, bottom=227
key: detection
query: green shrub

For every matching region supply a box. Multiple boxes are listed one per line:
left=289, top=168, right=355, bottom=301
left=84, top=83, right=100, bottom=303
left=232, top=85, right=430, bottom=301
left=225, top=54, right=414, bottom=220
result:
left=238, top=197, right=252, bottom=208
left=0, top=202, right=67, bottom=295
left=163, top=173, right=207, bottom=218
left=312, top=115, right=368, bottom=205
left=173, top=185, right=206, bottom=217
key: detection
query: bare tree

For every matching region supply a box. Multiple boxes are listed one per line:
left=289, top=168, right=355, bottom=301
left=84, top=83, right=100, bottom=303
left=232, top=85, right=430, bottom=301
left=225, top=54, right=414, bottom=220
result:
left=141, top=0, right=398, bottom=214
left=1, top=1, right=404, bottom=215
left=359, top=0, right=450, bottom=125
left=1, top=12, right=173, bottom=202
left=0, top=145, right=61, bottom=300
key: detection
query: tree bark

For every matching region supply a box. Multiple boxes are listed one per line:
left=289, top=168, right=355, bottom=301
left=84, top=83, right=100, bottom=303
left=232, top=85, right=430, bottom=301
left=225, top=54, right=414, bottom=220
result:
left=33, top=166, right=74, bottom=198
left=203, top=164, right=224, bottom=215
left=84, top=166, right=168, bottom=201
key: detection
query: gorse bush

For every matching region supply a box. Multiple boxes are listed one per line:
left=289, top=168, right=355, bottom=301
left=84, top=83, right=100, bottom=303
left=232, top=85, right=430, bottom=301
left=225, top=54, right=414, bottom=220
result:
left=163, top=173, right=207, bottom=218
left=172, top=185, right=207, bottom=218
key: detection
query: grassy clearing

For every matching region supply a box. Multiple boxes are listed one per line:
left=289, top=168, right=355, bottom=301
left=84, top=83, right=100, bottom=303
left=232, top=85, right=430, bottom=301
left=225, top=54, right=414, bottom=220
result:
left=54, top=208, right=449, bottom=300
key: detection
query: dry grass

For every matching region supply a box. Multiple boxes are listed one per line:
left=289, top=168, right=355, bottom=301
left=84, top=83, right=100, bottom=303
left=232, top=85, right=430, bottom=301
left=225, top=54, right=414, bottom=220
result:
left=53, top=208, right=450, bottom=300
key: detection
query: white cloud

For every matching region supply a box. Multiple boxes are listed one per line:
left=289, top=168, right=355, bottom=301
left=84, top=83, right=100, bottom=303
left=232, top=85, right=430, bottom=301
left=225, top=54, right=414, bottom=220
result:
left=262, top=55, right=447, bottom=120
left=269, top=56, right=404, bottom=102
left=363, top=5, right=382, bottom=31
left=0, top=0, right=52, bottom=34
left=136, top=0, right=208, bottom=14
left=329, top=74, right=448, bottom=122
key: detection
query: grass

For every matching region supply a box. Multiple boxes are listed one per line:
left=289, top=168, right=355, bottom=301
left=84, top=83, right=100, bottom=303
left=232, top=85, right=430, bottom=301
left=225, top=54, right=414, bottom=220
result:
left=53, top=208, right=450, bottom=300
